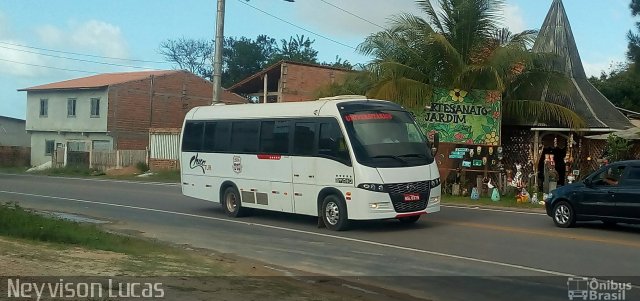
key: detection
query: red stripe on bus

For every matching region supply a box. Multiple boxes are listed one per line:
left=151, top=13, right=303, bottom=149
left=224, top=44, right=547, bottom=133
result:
left=257, top=154, right=282, bottom=160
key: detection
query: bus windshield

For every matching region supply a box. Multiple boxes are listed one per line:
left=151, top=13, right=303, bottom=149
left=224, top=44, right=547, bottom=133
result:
left=341, top=110, right=434, bottom=168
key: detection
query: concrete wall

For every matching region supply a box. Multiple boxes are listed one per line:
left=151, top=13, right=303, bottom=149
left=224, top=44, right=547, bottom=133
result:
left=0, top=116, right=30, bottom=147
left=25, top=89, right=109, bottom=132
left=30, top=131, right=112, bottom=167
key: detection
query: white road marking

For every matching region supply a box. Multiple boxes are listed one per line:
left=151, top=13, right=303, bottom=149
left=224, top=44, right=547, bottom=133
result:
left=442, top=204, right=547, bottom=216
left=350, top=250, right=384, bottom=256
left=0, top=189, right=573, bottom=277
left=0, top=173, right=179, bottom=187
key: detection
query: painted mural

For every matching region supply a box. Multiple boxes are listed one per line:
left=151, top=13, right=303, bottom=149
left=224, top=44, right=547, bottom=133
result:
left=416, top=88, right=502, bottom=146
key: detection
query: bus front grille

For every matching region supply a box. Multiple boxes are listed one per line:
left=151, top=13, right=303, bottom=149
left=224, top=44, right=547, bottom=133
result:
left=384, top=181, right=430, bottom=194
left=390, top=197, right=429, bottom=213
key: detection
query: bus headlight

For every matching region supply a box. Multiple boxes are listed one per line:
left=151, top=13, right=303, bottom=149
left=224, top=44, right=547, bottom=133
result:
left=358, top=183, right=386, bottom=192
left=429, top=178, right=441, bottom=188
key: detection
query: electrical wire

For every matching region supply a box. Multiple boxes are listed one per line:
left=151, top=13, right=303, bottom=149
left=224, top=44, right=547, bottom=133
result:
left=318, top=0, right=386, bottom=30
left=236, top=0, right=357, bottom=50
left=0, top=58, right=99, bottom=74
left=0, top=41, right=169, bottom=64
left=0, top=45, right=164, bottom=70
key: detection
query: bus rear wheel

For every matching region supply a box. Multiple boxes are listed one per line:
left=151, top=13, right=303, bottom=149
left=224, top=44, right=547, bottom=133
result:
left=223, top=186, right=247, bottom=217
left=321, top=195, right=349, bottom=231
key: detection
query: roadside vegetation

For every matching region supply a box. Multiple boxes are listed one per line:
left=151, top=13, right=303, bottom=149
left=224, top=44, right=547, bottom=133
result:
left=0, top=202, right=391, bottom=300
left=442, top=196, right=544, bottom=209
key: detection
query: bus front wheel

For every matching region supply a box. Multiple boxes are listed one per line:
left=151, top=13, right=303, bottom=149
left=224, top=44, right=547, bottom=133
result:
left=223, top=186, right=247, bottom=217
left=321, top=195, right=349, bottom=231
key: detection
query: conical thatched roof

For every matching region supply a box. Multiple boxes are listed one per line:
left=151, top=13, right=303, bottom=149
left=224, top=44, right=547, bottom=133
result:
left=533, top=0, right=633, bottom=130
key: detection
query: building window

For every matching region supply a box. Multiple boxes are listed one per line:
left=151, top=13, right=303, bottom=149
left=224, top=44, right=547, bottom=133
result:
left=67, top=98, right=76, bottom=117
left=90, top=98, right=100, bottom=117
left=45, top=140, right=55, bottom=156
left=40, top=99, right=48, bottom=117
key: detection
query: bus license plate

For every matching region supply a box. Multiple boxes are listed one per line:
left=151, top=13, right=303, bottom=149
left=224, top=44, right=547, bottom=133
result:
left=403, top=193, right=420, bottom=202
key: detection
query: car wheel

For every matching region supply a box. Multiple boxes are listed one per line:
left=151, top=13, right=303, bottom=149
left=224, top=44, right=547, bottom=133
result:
left=553, top=201, right=575, bottom=228
left=222, top=186, right=247, bottom=217
left=322, top=195, right=349, bottom=231
left=398, top=215, right=421, bottom=224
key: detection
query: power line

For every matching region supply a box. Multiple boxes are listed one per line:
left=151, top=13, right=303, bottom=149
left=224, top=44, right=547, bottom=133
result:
left=236, top=0, right=357, bottom=50
left=0, top=58, right=98, bottom=74
left=0, top=45, right=165, bottom=70
left=0, top=41, right=169, bottom=64
left=318, top=0, right=386, bottom=30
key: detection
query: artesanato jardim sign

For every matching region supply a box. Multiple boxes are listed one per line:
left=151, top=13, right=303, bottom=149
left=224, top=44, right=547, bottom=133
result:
left=417, top=88, right=502, bottom=146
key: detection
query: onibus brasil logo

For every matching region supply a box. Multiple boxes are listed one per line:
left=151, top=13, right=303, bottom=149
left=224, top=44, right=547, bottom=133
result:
left=567, top=277, right=632, bottom=301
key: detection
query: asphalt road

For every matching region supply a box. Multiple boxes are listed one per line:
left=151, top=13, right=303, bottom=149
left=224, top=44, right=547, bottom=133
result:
left=1, top=173, right=639, bottom=301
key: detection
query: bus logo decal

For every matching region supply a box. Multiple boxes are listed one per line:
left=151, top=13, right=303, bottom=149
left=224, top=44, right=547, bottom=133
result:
left=233, top=156, right=242, bottom=173
left=335, top=176, right=353, bottom=184
left=189, top=154, right=207, bottom=174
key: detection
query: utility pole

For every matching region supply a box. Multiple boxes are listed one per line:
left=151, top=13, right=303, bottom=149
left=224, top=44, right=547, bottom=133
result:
left=211, top=0, right=295, bottom=105
left=212, top=0, right=225, bottom=104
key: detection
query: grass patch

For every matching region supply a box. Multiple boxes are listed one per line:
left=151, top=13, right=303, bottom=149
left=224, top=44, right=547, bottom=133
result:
left=0, top=202, right=166, bottom=255
left=33, top=166, right=104, bottom=177
left=442, top=195, right=545, bottom=209
left=0, top=166, right=30, bottom=174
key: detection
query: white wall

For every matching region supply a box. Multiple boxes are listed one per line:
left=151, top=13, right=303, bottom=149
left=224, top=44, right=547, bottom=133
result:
left=25, top=89, right=109, bottom=132
left=30, top=132, right=113, bottom=167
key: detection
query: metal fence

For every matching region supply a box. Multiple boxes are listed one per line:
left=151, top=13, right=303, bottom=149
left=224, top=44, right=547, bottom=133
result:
left=149, top=129, right=180, bottom=160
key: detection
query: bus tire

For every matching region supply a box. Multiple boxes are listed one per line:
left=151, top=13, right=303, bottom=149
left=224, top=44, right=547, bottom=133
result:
left=222, top=186, right=246, bottom=217
left=321, top=194, right=349, bottom=231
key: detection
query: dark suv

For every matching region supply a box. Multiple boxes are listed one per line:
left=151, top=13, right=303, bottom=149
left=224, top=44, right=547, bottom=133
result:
left=545, top=160, right=640, bottom=228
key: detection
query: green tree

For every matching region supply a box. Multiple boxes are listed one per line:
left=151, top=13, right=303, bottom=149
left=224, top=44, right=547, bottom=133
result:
left=605, top=133, right=632, bottom=163
left=589, top=63, right=640, bottom=112
left=318, top=0, right=584, bottom=128
left=160, top=35, right=351, bottom=87
left=629, top=0, right=640, bottom=71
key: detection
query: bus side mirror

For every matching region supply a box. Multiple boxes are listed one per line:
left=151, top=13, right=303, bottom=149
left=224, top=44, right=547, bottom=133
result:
left=431, top=132, right=439, bottom=156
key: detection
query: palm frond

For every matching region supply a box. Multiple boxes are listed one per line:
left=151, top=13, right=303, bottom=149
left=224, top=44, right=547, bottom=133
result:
left=503, top=100, right=586, bottom=129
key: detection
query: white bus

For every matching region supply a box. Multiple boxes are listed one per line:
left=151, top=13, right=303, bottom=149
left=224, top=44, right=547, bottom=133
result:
left=180, top=96, right=441, bottom=231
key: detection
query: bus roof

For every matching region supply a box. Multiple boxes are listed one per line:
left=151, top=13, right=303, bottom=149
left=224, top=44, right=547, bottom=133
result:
left=186, top=97, right=403, bottom=120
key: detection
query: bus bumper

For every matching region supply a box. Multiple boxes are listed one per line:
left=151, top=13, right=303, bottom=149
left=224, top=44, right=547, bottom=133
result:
left=346, top=189, right=441, bottom=220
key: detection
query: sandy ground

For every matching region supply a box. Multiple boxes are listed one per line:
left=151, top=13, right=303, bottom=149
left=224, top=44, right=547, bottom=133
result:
left=0, top=237, right=421, bottom=301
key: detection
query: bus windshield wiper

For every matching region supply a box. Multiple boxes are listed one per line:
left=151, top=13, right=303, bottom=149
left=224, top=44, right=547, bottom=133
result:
left=370, top=155, right=409, bottom=166
left=398, top=153, right=427, bottom=159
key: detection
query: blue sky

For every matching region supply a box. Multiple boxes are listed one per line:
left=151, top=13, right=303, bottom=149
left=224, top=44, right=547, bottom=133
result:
left=0, top=0, right=636, bottom=119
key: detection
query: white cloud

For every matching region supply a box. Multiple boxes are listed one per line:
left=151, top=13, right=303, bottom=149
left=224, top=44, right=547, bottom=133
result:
left=502, top=4, right=526, bottom=33
left=582, top=58, right=624, bottom=77
left=0, top=39, right=49, bottom=77
left=293, top=0, right=424, bottom=39
left=36, top=20, right=129, bottom=58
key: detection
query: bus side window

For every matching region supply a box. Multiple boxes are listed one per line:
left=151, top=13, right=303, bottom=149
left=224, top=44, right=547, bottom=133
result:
left=319, top=122, right=351, bottom=165
left=230, top=121, right=259, bottom=153
left=212, top=121, right=231, bottom=152
left=182, top=121, right=204, bottom=152
left=293, top=122, right=316, bottom=156
left=260, top=120, right=290, bottom=154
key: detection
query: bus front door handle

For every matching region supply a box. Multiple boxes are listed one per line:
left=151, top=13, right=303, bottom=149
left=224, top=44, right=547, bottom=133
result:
left=308, top=175, right=314, bottom=178
left=294, top=193, right=302, bottom=196
left=294, top=174, right=300, bottom=177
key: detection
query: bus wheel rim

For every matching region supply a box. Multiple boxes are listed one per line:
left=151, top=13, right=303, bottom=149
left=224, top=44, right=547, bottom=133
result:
left=226, top=192, right=237, bottom=212
left=325, top=201, right=339, bottom=225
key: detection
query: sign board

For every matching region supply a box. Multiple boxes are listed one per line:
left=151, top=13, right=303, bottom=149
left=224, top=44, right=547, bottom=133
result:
left=462, top=161, right=472, bottom=168
left=417, top=88, right=502, bottom=146
left=449, top=154, right=464, bottom=159
left=455, top=148, right=469, bottom=152
left=472, top=159, right=483, bottom=167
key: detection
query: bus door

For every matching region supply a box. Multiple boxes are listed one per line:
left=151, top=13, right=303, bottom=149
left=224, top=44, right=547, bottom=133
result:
left=291, top=121, right=318, bottom=215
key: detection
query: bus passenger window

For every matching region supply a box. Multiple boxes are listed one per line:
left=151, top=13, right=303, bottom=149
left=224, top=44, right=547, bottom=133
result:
left=293, top=122, right=316, bottom=156
left=319, top=122, right=350, bottom=164
left=182, top=122, right=204, bottom=152
left=231, top=121, right=259, bottom=153
left=260, top=120, right=290, bottom=154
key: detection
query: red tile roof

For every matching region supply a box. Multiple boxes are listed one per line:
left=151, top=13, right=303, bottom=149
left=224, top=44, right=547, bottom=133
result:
left=18, top=70, right=178, bottom=91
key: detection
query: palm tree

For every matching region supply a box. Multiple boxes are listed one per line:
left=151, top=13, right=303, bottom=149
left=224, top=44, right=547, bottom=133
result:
left=319, top=0, right=585, bottom=128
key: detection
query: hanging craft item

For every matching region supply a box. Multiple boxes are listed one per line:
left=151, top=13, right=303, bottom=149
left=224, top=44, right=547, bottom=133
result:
left=470, top=187, right=480, bottom=200
left=531, top=193, right=538, bottom=204
left=491, top=188, right=500, bottom=202
left=516, top=187, right=530, bottom=203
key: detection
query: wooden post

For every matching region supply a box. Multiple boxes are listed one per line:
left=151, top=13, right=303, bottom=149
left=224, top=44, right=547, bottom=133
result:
left=116, top=150, right=121, bottom=169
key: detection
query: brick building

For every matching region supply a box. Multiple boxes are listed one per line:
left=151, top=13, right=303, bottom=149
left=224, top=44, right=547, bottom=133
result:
left=228, top=60, right=352, bottom=103
left=19, top=70, right=246, bottom=166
